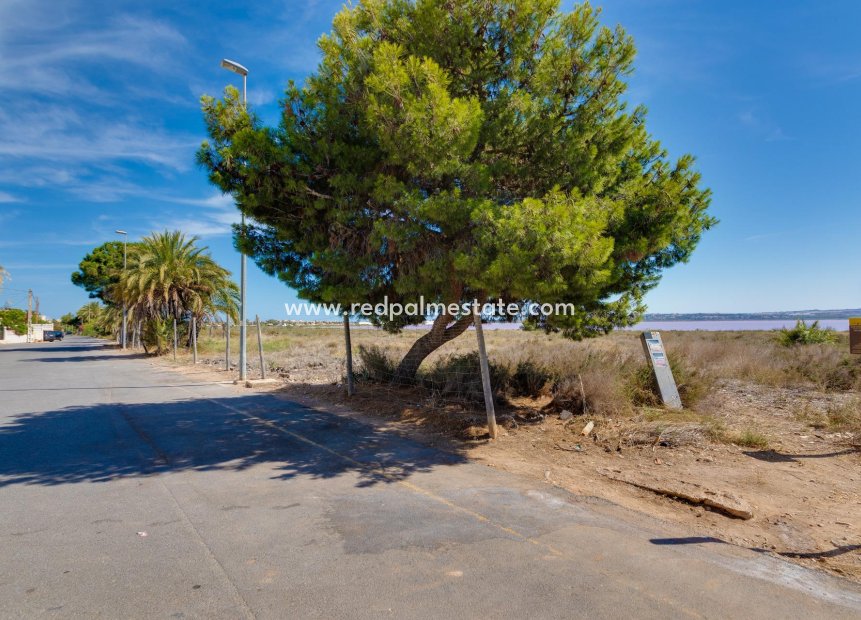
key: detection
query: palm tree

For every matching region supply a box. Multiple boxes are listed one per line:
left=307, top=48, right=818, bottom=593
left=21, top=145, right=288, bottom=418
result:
left=77, top=301, right=104, bottom=324
left=116, top=231, right=238, bottom=353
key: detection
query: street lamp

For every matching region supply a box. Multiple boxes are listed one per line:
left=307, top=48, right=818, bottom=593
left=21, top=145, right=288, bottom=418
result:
left=116, top=230, right=128, bottom=350
left=220, top=58, right=249, bottom=381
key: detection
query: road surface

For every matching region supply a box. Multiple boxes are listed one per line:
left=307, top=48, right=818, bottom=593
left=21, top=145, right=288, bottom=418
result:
left=1, top=337, right=860, bottom=618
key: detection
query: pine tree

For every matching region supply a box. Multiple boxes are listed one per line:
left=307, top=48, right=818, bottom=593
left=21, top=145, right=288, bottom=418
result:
left=198, top=0, right=715, bottom=380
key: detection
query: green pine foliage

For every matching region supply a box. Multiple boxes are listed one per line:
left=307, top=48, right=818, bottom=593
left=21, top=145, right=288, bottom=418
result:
left=71, top=241, right=139, bottom=304
left=198, top=0, right=715, bottom=376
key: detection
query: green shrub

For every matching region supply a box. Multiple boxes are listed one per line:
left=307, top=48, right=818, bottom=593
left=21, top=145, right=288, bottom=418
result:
left=356, top=344, right=397, bottom=383
left=81, top=323, right=102, bottom=337
left=779, top=320, right=838, bottom=346
left=731, top=429, right=769, bottom=449
left=421, top=352, right=510, bottom=402
left=509, top=359, right=554, bottom=397
left=0, top=308, right=27, bottom=335
left=143, top=318, right=173, bottom=355
left=629, top=356, right=711, bottom=409
left=630, top=364, right=662, bottom=407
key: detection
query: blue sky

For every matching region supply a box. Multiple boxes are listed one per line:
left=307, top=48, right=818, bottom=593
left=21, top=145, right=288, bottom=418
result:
left=1, top=0, right=859, bottom=319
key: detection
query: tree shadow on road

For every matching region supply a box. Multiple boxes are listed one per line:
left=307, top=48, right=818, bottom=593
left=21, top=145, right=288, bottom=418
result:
left=23, top=353, right=150, bottom=363
left=0, top=394, right=467, bottom=489
left=0, top=343, right=106, bottom=354
left=650, top=537, right=861, bottom=562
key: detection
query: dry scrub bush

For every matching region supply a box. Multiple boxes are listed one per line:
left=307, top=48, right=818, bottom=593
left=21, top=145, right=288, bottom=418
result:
left=729, top=429, right=770, bottom=449
left=356, top=344, right=397, bottom=383
left=508, top=360, right=555, bottom=397
left=616, top=422, right=709, bottom=448
left=421, top=352, right=510, bottom=402
left=554, top=369, right=634, bottom=417
left=662, top=331, right=861, bottom=392
left=628, top=356, right=712, bottom=410
left=786, top=347, right=861, bottom=391
left=827, top=399, right=861, bottom=436
left=542, top=347, right=639, bottom=416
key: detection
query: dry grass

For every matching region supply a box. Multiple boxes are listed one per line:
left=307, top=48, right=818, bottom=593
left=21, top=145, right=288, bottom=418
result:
left=794, top=402, right=829, bottom=429
left=826, top=398, right=861, bottom=433
left=191, top=323, right=861, bottom=422
left=726, top=429, right=770, bottom=449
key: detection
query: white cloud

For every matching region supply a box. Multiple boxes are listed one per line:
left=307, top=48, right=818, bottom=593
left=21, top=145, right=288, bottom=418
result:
left=0, top=104, right=198, bottom=171
left=149, top=192, right=241, bottom=237
left=0, top=191, right=22, bottom=203
left=0, top=208, right=21, bottom=225
left=738, top=109, right=790, bottom=142
left=0, top=10, right=188, bottom=98
left=1, top=263, right=77, bottom=271
left=0, top=1, right=201, bottom=207
left=151, top=218, right=235, bottom=237
left=163, top=193, right=235, bottom=209
left=0, top=237, right=100, bottom=248
left=799, top=52, right=861, bottom=85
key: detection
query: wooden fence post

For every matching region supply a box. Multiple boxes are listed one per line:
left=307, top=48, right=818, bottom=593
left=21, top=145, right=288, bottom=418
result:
left=473, top=303, right=498, bottom=439
left=256, top=315, right=266, bottom=380
left=343, top=312, right=355, bottom=396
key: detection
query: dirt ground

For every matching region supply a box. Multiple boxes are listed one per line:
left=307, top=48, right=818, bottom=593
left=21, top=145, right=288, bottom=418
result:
left=159, top=341, right=861, bottom=585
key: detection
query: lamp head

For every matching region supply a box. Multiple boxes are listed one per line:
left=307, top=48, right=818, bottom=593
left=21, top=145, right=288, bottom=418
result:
left=115, top=230, right=127, bottom=235
left=220, top=58, right=248, bottom=76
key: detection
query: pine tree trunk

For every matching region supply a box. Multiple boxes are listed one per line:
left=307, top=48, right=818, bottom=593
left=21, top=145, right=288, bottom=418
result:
left=393, top=313, right=474, bottom=383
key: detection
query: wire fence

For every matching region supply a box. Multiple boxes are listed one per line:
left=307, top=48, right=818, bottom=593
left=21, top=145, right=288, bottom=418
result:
left=159, top=315, right=500, bottom=436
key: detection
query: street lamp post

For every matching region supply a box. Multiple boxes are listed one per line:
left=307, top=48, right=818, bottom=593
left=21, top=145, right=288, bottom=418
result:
left=220, top=58, right=249, bottom=381
left=116, top=230, right=128, bottom=350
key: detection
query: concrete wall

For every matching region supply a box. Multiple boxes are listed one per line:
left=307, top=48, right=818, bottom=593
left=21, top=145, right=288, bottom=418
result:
left=30, top=323, right=55, bottom=342
left=0, top=324, right=55, bottom=343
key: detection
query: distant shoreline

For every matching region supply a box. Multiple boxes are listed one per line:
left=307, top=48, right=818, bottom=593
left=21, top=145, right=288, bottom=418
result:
left=627, top=319, right=850, bottom=332
left=276, top=308, right=861, bottom=324
left=272, top=318, right=852, bottom=332
left=267, top=309, right=859, bottom=335
left=642, top=309, right=861, bottom=321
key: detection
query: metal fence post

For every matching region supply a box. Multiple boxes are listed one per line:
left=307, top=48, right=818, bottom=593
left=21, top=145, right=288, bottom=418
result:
left=173, top=318, right=177, bottom=361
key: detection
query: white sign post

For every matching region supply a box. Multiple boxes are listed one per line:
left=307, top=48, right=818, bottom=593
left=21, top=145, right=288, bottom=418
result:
left=640, top=331, right=682, bottom=409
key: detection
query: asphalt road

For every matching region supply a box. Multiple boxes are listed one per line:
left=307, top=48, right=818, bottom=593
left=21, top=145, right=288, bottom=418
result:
left=1, top=336, right=860, bottom=619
